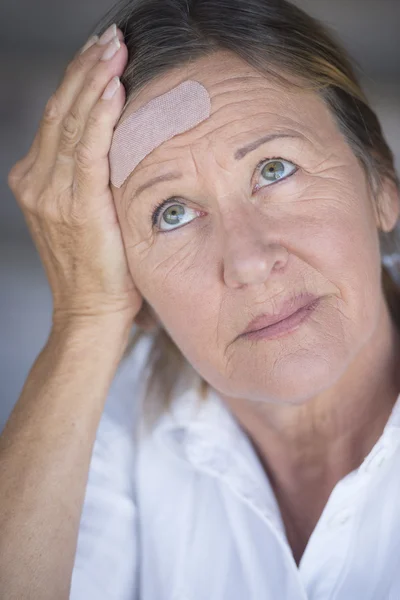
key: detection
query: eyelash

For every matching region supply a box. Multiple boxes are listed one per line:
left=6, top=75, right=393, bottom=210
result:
left=150, top=156, right=298, bottom=231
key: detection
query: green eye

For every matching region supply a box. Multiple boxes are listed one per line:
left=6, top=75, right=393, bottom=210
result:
left=151, top=158, right=298, bottom=233
left=151, top=198, right=197, bottom=232
left=162, top=204, right=185, bottom=226
left=262, top=160, right=285, bottom=181
left=258, top=158, right=297, bottom=186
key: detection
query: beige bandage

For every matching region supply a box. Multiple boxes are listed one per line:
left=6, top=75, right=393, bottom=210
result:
left=109, top=80, right=211, bottom=188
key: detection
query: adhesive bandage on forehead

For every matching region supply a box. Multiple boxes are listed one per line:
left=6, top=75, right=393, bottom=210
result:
left=109, top=80, right=212, bottom=188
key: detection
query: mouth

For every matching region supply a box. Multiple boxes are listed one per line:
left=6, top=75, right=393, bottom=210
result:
left=239, top=294, right=322, bottom=341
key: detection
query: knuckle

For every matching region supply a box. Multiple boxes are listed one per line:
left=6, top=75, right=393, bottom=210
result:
left=61, top=111, right=82, bottom=146
left=7, top=161, right=35, bottom=198
left=86, top=109, right=102, bottom=132
left=35, top=198, right=59, bottom=224
left=65, top=58, right=74, bottom=74
left=7, top=162, right=22, bottom=190
left=43, top=94, right=61, bottom=123
left=18, top=180, right=38, bottom=208
left=86, top=73, right=100, bottom=95
left=71, top=52, right=86, bottom=73
left=56, top=187, right=86, bottom=225
left=75, top=140, right=94, bottom=170
left=65, top=55, right=80, bottom=77
left=37, top=184, right=70, bottom=222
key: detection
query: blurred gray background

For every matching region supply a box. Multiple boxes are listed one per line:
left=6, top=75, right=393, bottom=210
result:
left=1, top=0, right=399, bottom=432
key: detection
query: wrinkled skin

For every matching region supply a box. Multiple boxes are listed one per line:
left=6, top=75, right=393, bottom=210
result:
left=112, top=50, right=400, bottom=560
left=112, top=49, right=399, bottom=403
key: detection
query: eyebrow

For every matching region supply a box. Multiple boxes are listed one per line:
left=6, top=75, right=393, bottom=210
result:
left=131, top=131, right=304, bottom=199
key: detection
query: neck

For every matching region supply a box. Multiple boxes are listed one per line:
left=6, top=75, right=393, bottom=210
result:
left=221, top=293, right=400, bottom=564
left=222, top=291, right=400, bottom=508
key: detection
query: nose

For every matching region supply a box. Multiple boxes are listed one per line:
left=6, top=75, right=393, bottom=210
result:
left=220, top=209, right=289, bottom=289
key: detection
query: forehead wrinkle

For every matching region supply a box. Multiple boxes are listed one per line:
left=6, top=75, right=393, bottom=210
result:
left=177, top=90, right=328, bottom=149
left=208, top=84, right=293, bottom=109
left=205, top=84, right=335, bottom=149
left=121, top=82, right=327, bottom=188
left=148, top=82, right=316, bottom=153
left=207, top=74, right=304, bottom=104
left=200, top=68, right=299, bottom=98
left=122, top=127, right=318, bottom=210
left=169, top=114, right=323, bottom=160
left=120, top=145, right=178, bottom=200
left=209, top=106, right=320, bottom=143
left=120, top=93, right=329, bottom=206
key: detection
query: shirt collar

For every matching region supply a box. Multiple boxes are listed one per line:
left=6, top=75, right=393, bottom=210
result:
left=150, top=380, right=400, bottom=533
left=151, top=375, right=286, bottom=529
left=152, top=375, right=245, bottom=460
left=153, top=377, right=400, bottom=446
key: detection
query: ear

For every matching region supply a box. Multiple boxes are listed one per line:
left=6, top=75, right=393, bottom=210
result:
left=374, top=177, right=400, bottom=233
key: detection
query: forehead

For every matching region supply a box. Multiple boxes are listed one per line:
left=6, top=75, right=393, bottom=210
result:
left=118, top=50, right=340, bottom=174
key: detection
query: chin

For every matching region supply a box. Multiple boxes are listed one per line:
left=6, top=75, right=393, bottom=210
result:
left=209, top=346, right=349, bottom=405
left=270, top=352, right=344, bottom=401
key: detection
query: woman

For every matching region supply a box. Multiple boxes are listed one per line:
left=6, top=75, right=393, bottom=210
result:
left=2, top=0, right=400, bottom=597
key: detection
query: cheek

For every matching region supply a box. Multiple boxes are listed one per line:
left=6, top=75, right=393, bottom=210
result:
left=291, top=170, right=380, bottom=280
left=128, top=233, right=212, bottom=319
left=115, top=205, right=160, bottom=292
left=285, top=179, right=383, bottom=353
left=118, top=169, right=382, bottom=364
left=132, top=238, right=224, bottom=360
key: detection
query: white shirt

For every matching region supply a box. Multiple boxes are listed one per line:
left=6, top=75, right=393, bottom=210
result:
left=70, top=336, right=400, bottom=599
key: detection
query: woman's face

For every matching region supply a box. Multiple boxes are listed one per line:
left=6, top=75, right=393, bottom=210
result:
left=112, top=50, right=399, bottom=404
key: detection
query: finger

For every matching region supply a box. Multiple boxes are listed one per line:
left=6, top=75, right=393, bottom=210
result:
left=78, top=34, right=99, bottom=56
left=56, top=38, right=127, bottom=163
left=9, top=135, right=41, bottom=180
left=72, top=76, right=126, bottom=199
left=77, top=28, right=124, bottom=57
left=11, top=28, right=123, bottom=181
left=52, top=41, right=128, bottom=188
left=34, top=26, right=124, bottom=171
left=12, top=102, right=51, bottom=178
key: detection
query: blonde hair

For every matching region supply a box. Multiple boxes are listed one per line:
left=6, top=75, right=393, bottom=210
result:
left=92, top=0, right=400, bottom=428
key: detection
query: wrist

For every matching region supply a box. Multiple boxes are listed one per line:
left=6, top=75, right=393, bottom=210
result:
left=50, top=312, right=134, bottom=353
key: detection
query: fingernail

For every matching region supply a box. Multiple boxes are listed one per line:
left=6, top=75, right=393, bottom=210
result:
left=100, top=37, right=121, bottom=61
left=101, top=76, right=120, bottom=100
left=79, top=35, right=99, bottom=55
left=97, top=24, right=117, bottom=46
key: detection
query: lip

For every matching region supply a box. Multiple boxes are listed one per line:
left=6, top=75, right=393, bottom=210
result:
left=240, top=293, right=321, bottom=336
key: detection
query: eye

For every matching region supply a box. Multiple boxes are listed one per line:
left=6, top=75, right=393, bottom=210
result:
left=254, top=157, right=297, bottom=191
left=151, top=198, right=201, bottom=233
left=151, top=157, right=298, bottom=233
